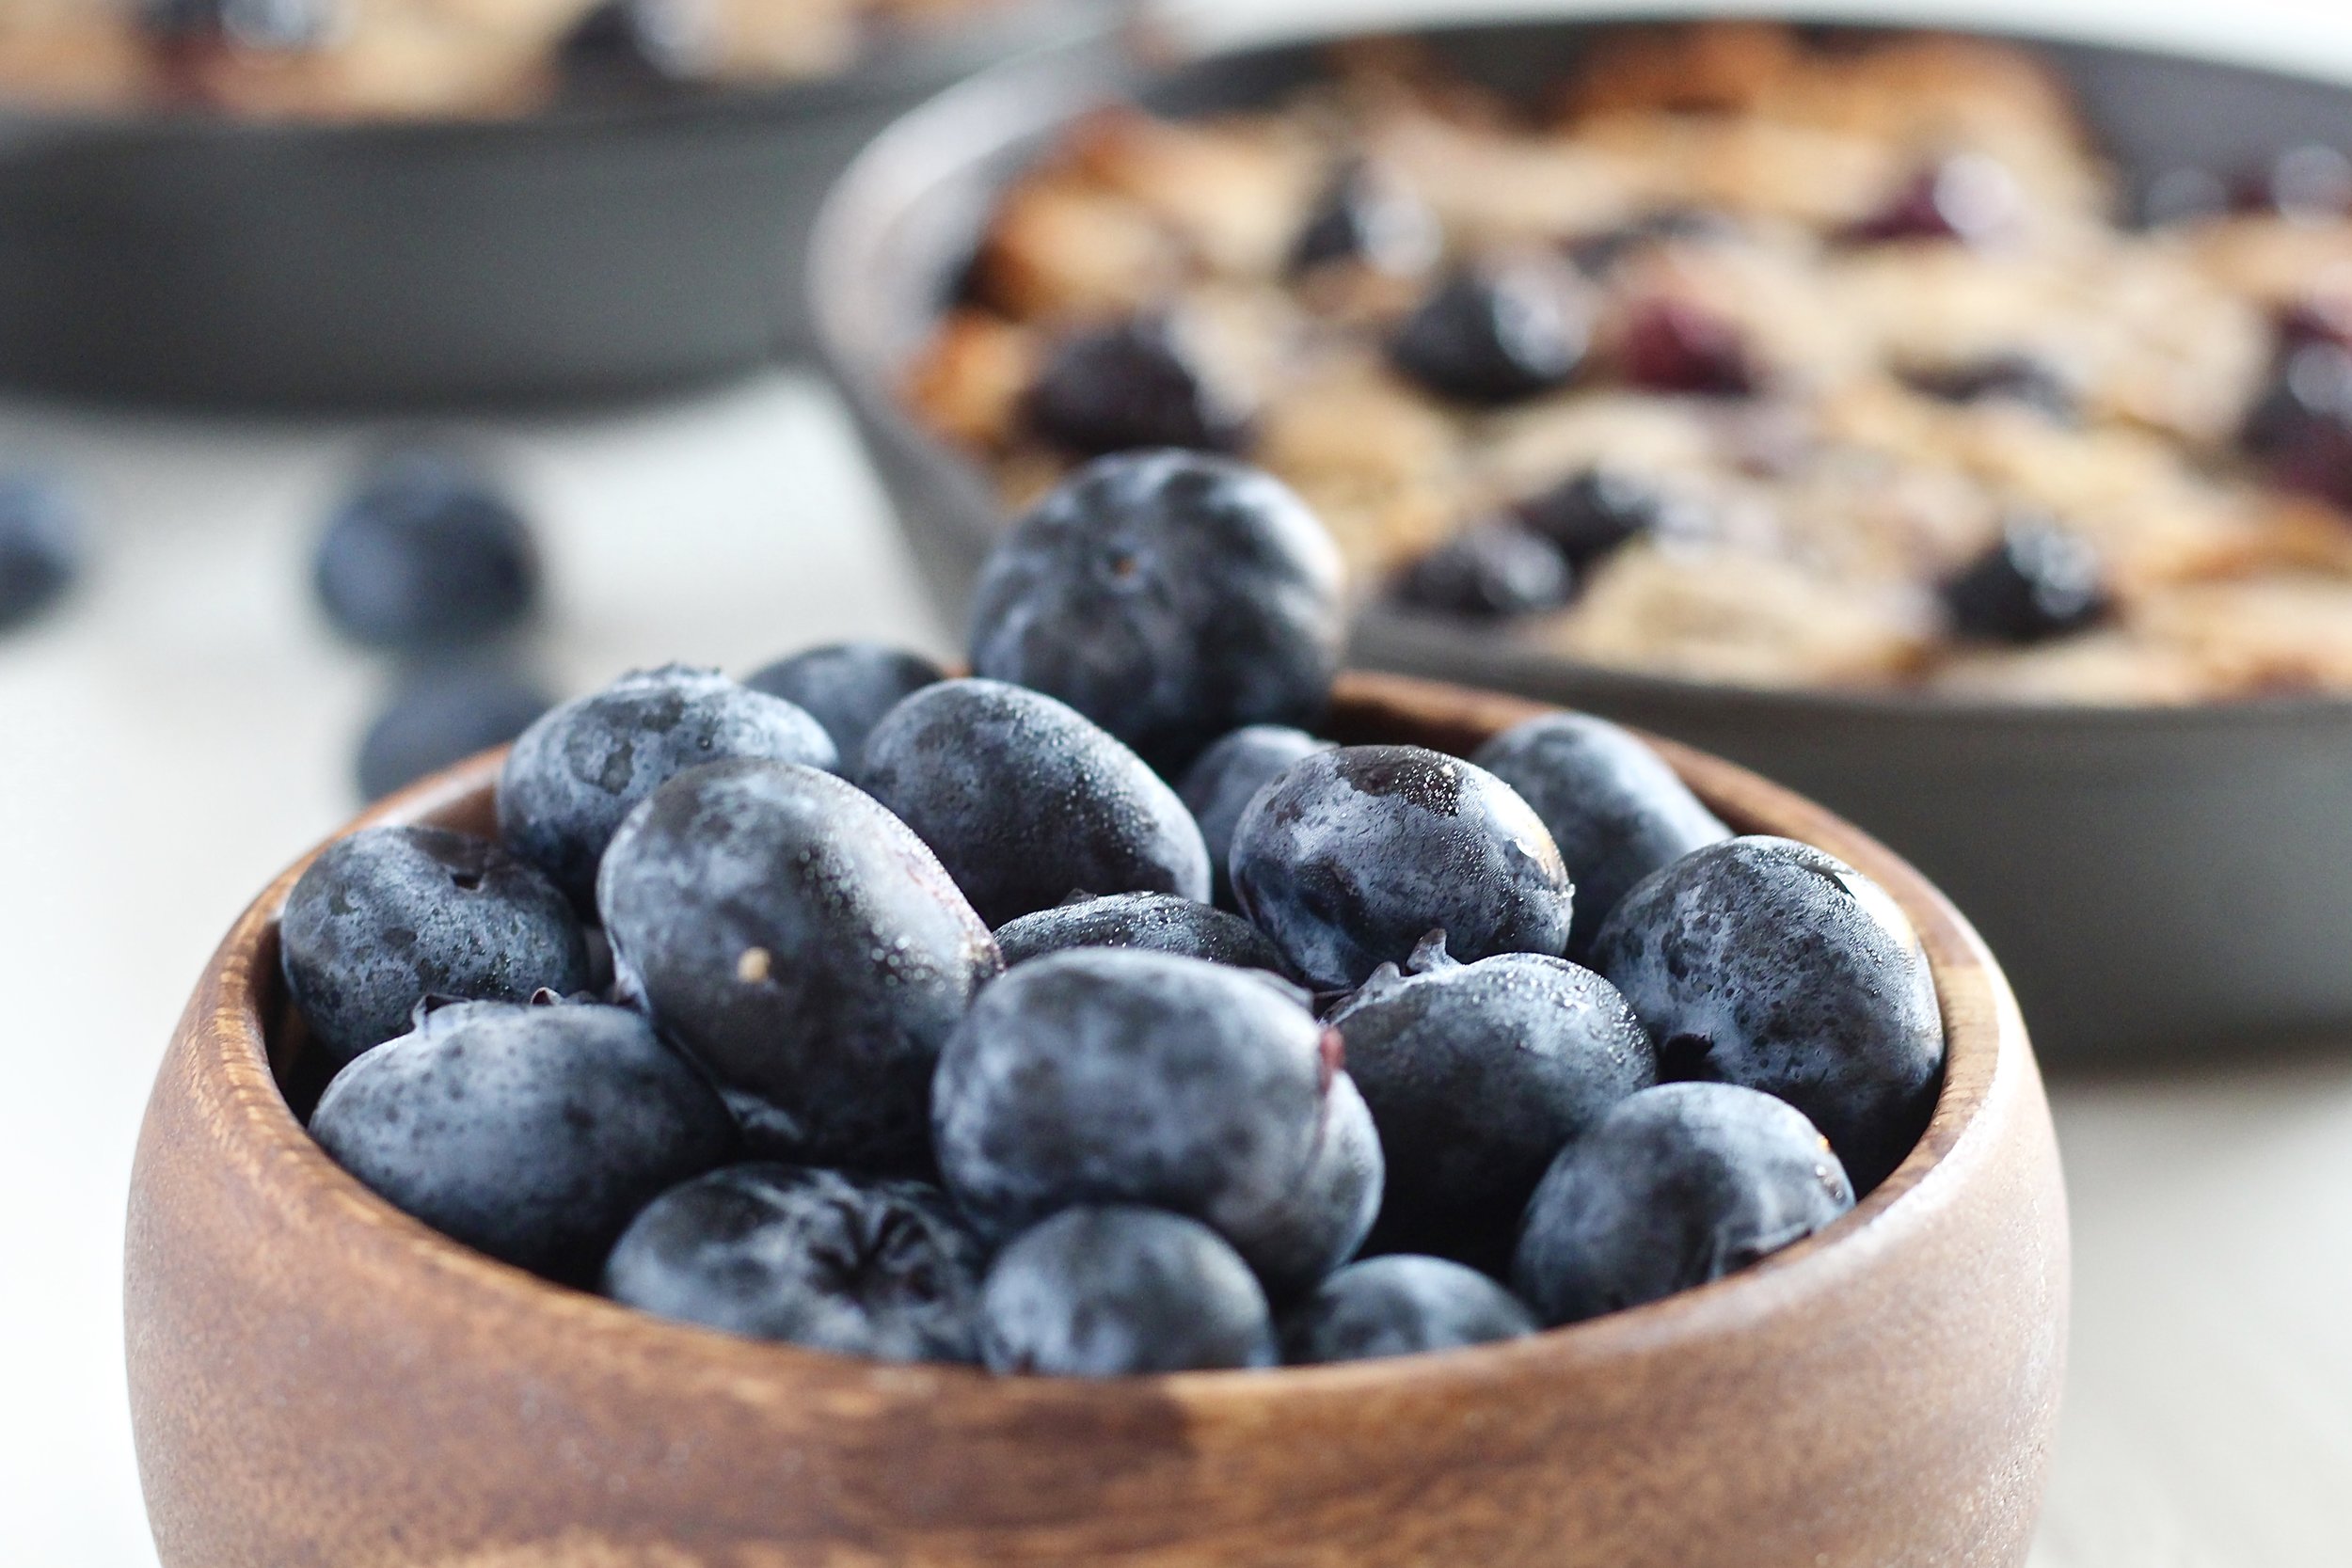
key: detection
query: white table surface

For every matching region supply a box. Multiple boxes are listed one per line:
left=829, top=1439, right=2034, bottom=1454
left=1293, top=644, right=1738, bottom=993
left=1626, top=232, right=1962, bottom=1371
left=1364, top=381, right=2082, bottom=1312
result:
left=8, top=3, right=2352, bottom=1564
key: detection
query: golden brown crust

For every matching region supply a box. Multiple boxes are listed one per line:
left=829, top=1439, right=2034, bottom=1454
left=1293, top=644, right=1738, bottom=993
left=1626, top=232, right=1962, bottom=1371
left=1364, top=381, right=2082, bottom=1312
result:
left=903, top=309, right=1041, bottom=452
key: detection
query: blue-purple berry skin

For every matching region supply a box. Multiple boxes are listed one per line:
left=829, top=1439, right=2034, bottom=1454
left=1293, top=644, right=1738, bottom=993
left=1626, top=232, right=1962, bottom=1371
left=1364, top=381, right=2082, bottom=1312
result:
left=602, top=1164, right=984, bottom=1362
left=1390, top=261, right=1588, bottom=405
left=1330, top=939, right=1654, bottom=1271
left=1511, top=1082, right=1854, bottom=1325
left=1392, top=524, right=1572, bottom=619
left=1592, top=837, right=1944, bottom=1194
left=0, top=474, right=82, bottom=634
left=743, top=642, right=945, bottom=771
left=978, top=1206, right=1278, bottom=1376
left=311, top=450, right=540, bottom=653
left=356, top=661, right=552, bottom=801
left=1176, top=724, right=1334, bottom=911
left=931, top=948, right=1378, bottom=1292
left=598, top=759, right=1000, bottom=1172
left=1229, top=745, right=1576, bottom=991
left=309, top=1000, right=736, bottom=1284
left=994, top=893, right=1289, bottom=976
left=1025, top=316, right=1252, bottom=459
left=858, top=678, right=1210, bottom=927
left=280, top=825, right=590, bottom=1073
left=499, top=664, right=838, bottom=907
left=1280, top=1255, right=1537, bottom=1365
left=1238, top=1068, right=1384, bottom=1300
left=1471, top=713, right=1730, bottom=961
left=966, top=451, right=1344, bottom=775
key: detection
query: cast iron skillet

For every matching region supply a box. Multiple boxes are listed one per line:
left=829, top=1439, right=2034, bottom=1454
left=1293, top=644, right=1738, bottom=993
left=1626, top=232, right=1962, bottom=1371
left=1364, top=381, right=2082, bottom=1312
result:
left=809, top=12, right=2352, bottom=1067
left=0, top=0, right=1119, bottom=409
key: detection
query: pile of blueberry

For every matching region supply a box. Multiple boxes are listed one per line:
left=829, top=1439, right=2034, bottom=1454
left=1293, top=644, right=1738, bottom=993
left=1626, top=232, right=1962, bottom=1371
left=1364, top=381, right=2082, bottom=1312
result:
left=281, top=448, right=1945, bottom=1377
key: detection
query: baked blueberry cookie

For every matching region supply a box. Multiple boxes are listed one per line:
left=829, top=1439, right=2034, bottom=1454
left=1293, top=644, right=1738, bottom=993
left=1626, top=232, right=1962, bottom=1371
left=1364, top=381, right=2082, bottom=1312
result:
left=906, top=23, right=2352, bottom=702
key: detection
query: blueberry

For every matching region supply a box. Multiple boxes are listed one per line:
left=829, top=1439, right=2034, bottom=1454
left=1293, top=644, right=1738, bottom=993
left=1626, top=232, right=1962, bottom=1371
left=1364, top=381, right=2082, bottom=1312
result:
left=1593, top=836, right=1945, bottom=1193
left=558, top=0, right=712, bottom=82
left=1510, top=1082, right=1853, bottom=1325
left=1942, top=516, right=2111, bottom=643
left=1391, top=524, right=1571, bottom=619
left=1025, top=314, right=1251, bottom=458
left=603, top=1164, right=984, bottom=1362
left=0, top=474, right=81, bottom=635
left=1845, top=153, right=2022, bottom=245
left=966, top=451, right=1345, bottom=774
left=311, top=450, right=539, bottom=652
left=994, top=892, right=1289, bottom=975
left=2243, top=341, right=2352, bottom=506
left=1329, top=935, right=1653, bottom=1270
left=1176, top=724, right=1334, bottom=911
left=859, top=677, right=1211, bottom=927
left=1471, top=712, right=1731, bottom=960
left=1288, top=160, right=1441, bottom=278
left=355, top=661, right=553, bottom=801
left=1280, top=1255, right=1536, bottom=1365
left=1240, top=1067, right=1385, bottom=1298
left=977, top=1206, right=1277, bottom=1375
left=1390, top=260, right=1589, bottom=404
left=1615, top=298, right=1756, bottom=395
left=1229, top=745, right=1575, bottom=992
left=2231, top=145, right=2352, bottom=221
left=1514, top=467, right=1676, bottom=568
left=310, top=999, right=736, bottom=1284
left=1905, top=353, right=2077, bottom=422
left=499, top=664, right=838, bottom=908
left=279, top=825, right=590, bottom=1073
left=743, top=642, right=945, bottom=772
left=598, top=758, right=1000, bottom=1171
left=141, top=0, right=339, bottom=46
left=932, top=949, right=1380, bottom=1293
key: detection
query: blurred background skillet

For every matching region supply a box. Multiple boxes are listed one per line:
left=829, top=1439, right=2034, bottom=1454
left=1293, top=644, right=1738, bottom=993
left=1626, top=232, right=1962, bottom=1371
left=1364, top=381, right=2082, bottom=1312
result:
left=813, top=8, right=2352, bottom=1068
left=0, top=0, right=1123, bottom=410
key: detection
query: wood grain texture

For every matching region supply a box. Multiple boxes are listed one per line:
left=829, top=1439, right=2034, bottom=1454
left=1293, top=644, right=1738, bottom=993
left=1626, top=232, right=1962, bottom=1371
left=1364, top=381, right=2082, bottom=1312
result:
left=123, top=670, right=2070, bottom=1568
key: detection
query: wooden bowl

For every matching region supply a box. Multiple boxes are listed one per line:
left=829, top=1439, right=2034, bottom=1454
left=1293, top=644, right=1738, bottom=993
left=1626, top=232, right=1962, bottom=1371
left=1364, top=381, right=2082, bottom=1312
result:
left=124, top=671, right=2069, bottom=1568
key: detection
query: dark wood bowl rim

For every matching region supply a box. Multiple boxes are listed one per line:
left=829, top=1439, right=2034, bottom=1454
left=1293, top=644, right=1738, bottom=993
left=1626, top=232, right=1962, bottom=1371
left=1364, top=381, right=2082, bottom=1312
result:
left=188, top=670, right=2029, bottom=1404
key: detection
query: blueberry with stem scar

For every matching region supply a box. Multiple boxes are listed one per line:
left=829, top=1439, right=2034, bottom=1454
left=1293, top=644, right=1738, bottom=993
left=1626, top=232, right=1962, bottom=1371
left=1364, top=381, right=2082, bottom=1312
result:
left=967, top=451, right=1344, bottom=775
left=280, top=825, right=590, bottom=1073
left=1230, top=745, right=1574, bottom=991
left=604, top=1164, right=985, bottom=1362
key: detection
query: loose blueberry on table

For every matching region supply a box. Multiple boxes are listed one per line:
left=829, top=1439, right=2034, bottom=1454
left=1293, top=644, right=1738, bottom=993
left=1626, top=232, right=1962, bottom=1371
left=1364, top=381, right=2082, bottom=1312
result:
left=355, top=659, right=553, bottom=802
left=312, top=448, right=542, bottom=654
left=0, top=473, right=82, bottom=637
left=284, top=450, right=1946, bottom=1373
